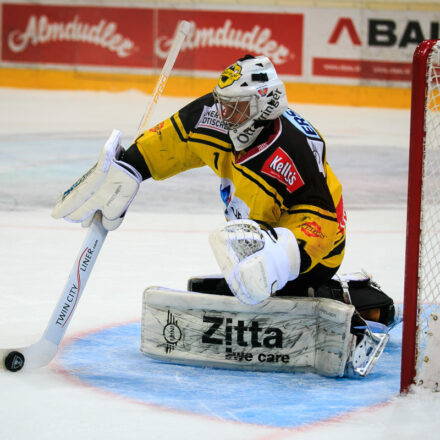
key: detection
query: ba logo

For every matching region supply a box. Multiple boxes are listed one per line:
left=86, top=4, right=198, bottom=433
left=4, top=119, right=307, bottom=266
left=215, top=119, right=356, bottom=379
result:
left=218, top=63, right=242, bottom=89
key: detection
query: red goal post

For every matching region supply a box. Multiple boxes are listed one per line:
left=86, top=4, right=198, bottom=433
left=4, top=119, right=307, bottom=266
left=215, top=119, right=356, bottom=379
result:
left=401, top=39, right=440, bottom=392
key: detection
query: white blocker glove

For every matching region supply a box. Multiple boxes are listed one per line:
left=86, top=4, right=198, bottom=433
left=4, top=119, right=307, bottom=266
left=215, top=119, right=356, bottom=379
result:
left=209, top=219, right=301, bottom=305
left=52, top=129, right=142, bottom=231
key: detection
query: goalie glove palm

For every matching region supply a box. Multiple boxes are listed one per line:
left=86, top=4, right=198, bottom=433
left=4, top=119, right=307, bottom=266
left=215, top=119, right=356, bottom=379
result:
left=52, top=129, right=142, bottom=231
left=209, top=220, right=301, bottom=305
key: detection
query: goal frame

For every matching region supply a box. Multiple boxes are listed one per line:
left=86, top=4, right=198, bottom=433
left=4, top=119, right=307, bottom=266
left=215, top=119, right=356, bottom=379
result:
left=401, top=39, right=440, bottom=392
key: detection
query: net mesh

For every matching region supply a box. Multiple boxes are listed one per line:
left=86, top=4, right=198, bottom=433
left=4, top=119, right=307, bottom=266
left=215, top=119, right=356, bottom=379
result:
left=416, top=41, right=440, bottom=380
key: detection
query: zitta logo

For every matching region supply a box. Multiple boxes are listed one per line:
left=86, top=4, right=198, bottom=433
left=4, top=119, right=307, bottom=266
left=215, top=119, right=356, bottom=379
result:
left=163, top=310, right=182, bottom=353
left=202, top=315, right=290, bottom=364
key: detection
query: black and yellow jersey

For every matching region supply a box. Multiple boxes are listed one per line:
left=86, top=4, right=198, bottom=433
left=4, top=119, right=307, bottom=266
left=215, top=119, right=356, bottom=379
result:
left=133, top=93, right=346, bottom=275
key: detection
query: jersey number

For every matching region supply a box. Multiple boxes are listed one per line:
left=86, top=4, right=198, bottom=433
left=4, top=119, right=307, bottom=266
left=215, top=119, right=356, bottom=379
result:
left=213, top=152, right=220, bottom=170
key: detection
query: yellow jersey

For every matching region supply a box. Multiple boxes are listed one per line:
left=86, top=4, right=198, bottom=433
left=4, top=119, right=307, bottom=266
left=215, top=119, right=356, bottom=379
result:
left=133, top=93, right=346, bottom=275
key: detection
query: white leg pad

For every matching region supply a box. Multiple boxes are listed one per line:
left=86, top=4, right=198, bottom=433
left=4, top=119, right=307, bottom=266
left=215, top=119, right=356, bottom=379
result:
left=141, top=287, right=357, bottom=377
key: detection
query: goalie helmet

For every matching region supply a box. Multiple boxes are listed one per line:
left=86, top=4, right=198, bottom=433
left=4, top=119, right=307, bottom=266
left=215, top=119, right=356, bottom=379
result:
left=213, top=55, right=288, bottom=151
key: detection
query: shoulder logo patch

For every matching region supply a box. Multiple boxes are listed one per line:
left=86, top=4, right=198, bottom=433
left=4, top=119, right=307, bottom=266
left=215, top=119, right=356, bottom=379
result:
left=261, top=147, right=304, bottom=193
left=196, top=105, right=228, bottom=134
left=149, top=121, right=164, bottom=135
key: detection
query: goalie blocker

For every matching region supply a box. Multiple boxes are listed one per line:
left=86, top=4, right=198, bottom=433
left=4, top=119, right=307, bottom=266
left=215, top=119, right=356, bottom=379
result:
left=141, top=273, right=392, bottom=377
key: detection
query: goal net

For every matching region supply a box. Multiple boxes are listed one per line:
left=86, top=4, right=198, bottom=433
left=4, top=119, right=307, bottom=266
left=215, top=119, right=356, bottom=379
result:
left=401, top=39, right=440, bottom=392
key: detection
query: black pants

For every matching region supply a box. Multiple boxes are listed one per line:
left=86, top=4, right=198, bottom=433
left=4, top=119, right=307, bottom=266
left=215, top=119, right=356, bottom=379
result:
left=188, top=263, right=338, bottom=298
left=276, top=264, right=339, bottom=297
left=188, top=263, right=395, bottom=326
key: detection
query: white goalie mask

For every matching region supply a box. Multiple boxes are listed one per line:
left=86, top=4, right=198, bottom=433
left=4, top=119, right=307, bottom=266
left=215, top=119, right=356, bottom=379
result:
left=213, top=55, right=288, bottom=151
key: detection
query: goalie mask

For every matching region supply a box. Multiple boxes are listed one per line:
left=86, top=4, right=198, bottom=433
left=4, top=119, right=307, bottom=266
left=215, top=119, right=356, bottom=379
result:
left=213, top=55, right=288, bottom=151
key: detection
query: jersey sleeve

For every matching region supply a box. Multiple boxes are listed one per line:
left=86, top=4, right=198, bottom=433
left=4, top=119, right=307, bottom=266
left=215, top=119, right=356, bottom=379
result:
left=133, top=96, right=211, bottom=180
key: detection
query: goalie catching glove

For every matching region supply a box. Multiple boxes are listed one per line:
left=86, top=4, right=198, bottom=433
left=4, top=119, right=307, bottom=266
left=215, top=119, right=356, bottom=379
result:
left=209, top=219, right=301, bottom=305
left=52, top=129, right=142, bottom=231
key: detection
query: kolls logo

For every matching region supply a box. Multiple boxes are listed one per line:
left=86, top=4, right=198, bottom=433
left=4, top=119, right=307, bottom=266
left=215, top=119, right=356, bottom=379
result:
left=163, top=310, right=182, bottom=353
left=262, top=147, right=304, bottom=193
left=202, top=315, right=289, bottom=364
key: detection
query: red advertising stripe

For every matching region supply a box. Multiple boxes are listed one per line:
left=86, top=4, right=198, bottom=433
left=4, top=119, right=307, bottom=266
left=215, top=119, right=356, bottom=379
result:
left=2, top=3, right=154, bottom=68
left=156, top=9, right=303, bottom=75
left=313, top=57, right=411, bottom=81
left=1, top=3, right=304, bottom=75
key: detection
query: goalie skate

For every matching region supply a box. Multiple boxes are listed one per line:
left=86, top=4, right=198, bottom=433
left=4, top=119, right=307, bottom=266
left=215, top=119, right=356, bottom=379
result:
left=348, top=328, right=390, bottom=377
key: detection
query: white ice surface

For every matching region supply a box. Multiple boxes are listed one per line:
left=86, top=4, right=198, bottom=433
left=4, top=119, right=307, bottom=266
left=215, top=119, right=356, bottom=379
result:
left=0, top=88, right=439, bottom=439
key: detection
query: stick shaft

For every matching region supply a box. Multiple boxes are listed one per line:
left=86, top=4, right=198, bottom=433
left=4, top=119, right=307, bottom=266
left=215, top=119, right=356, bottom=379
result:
left=42, top=214, right=107, bottom=346
left=136, top=20, right=191, bottom=138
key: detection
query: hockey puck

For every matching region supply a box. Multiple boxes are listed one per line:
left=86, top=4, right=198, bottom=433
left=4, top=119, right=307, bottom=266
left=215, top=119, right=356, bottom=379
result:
left=4, top=351, right=25, bottom=372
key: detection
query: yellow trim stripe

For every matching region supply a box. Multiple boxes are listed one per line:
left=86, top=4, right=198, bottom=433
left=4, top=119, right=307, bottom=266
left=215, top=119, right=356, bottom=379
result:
left=233, top=162, right=287, bottom=209
left=288, top=204, right=338, bottom=221
left=171, top=113, right=189, bottom=140
left=190, top=132, right=232, bottom=150
left=0, top=67, right=411, bottom=108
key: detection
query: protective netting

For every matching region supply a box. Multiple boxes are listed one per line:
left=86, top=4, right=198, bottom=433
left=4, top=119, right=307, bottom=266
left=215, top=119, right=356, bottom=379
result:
left=416, top=41, right=440, bottom=384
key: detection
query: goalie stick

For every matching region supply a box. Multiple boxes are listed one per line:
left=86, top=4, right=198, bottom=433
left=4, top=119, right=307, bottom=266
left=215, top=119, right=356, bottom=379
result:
left=1, top=20, right=191, bottom=372
left=1, top=213, right=107, bottom=371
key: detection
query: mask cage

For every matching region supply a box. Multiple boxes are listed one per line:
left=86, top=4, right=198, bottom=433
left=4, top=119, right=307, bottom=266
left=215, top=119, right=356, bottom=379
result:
left=213, top=91, right=258, bottom=131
